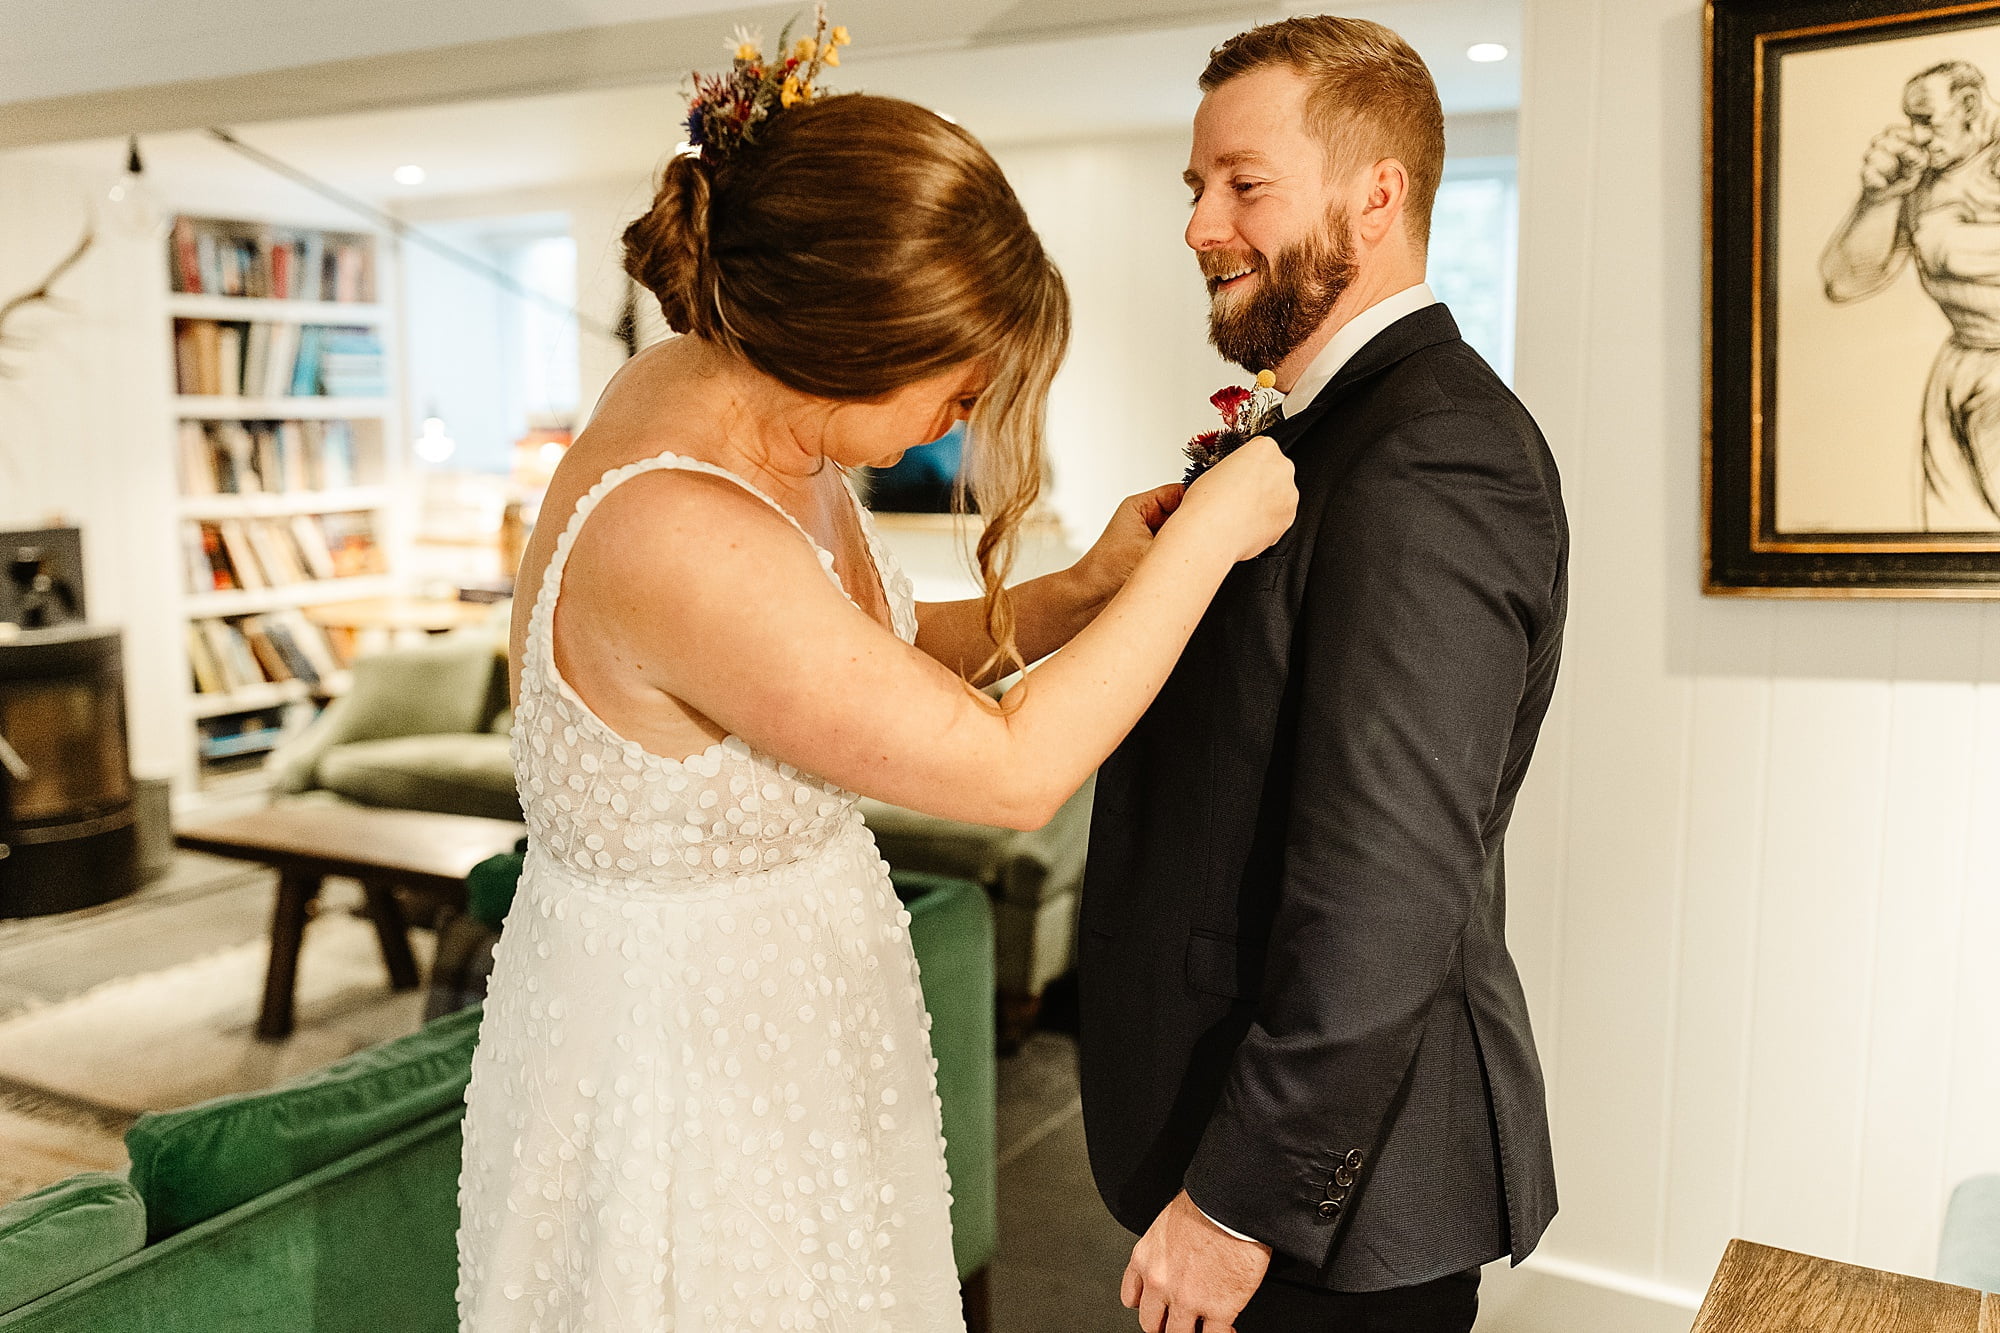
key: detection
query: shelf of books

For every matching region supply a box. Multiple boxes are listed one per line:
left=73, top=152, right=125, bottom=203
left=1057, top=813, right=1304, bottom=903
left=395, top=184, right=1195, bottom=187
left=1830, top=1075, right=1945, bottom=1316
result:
left=167, top=213, right=403, bottom=793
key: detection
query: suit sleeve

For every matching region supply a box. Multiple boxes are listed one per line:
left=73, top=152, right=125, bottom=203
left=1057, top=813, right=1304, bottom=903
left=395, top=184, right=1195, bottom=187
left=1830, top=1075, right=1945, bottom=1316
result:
left=1181, top=409, right=1557, bottom=1264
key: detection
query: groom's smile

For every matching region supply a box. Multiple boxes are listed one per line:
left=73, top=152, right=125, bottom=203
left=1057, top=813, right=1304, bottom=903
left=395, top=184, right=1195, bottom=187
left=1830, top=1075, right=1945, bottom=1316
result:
left=1202, top=253, right=1262, bottom=297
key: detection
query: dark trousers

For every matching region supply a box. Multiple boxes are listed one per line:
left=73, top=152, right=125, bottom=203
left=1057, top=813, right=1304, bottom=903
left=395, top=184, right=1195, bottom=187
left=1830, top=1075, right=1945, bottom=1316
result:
left=1233, top=1267, right=1480, bottom=1333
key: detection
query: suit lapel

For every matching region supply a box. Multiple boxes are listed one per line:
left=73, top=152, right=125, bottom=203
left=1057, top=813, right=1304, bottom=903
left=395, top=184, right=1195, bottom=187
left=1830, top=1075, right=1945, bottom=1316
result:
left=1265, top=304, right=1464, bottom=450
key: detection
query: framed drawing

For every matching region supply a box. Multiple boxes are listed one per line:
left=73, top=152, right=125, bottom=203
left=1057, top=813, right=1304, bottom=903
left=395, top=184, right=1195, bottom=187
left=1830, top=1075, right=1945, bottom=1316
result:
left=1708, top=0, right=2000, bottom=595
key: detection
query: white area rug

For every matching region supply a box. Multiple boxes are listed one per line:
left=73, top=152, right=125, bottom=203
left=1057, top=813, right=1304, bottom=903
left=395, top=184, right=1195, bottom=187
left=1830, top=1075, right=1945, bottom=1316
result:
left=0, top=911, right=432, bottom=1202
left=0, top=1103, right=127, bottom=1204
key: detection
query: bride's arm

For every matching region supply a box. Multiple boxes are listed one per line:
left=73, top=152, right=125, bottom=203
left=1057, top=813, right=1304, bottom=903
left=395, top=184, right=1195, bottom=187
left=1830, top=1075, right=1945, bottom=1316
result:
left=913, top=484, right=1184, bottom=684
left=564, top=457, right=1289, bottom=830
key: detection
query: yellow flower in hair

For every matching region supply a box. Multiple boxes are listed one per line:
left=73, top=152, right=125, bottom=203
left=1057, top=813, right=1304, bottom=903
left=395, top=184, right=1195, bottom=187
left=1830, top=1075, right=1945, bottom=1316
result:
left=793, top=37, right=816, bottom=61
left=820, top=42, right=840, bottom=66
left=726, top=22, right=763, bottom=62
left=780, top=74, right=806, bottom=107
left=831, top=25, right=851, bottom=46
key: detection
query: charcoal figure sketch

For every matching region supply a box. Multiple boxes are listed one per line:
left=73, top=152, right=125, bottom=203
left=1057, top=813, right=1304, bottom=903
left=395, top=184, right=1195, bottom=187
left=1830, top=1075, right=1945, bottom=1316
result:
left=1821, top=60, right=2000, bottom=532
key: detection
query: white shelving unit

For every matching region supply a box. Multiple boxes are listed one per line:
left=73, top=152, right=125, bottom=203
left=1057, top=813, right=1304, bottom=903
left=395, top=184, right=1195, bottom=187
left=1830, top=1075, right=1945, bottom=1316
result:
left=170, top=396, right=394, bottom=420
left=167, top=215, right=405, bottom=802
left=182, top=574, right=399, bottom=619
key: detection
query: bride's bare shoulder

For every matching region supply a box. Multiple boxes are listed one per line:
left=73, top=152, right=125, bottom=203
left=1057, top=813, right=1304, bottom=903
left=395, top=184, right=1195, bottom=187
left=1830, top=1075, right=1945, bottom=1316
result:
left=586, top=337, right=708, bottom=431
left=554, top=455, right=803, bottom=585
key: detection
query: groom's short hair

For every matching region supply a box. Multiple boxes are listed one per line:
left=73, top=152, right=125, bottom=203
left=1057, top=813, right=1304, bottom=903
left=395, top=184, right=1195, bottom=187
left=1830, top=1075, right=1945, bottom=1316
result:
left=1201, top=16, right=1446, bottom=248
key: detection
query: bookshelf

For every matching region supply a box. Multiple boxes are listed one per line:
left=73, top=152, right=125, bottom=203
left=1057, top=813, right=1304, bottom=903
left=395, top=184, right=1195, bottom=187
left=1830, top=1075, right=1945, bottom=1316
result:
left=166, top=214, right=404, bottom=794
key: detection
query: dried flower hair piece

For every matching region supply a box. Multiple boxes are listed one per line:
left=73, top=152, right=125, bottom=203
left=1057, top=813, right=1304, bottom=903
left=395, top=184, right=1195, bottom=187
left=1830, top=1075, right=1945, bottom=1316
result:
left=684, top=4, right=852, bottom=166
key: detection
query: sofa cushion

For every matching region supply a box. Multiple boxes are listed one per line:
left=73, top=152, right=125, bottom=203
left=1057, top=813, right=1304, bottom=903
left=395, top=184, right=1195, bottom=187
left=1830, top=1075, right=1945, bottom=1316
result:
left=125, top=1003, right=483, bottom=1240
left=318, top=733, right=520, bottom=821
left=0, top=1173, right=147, bottom=1315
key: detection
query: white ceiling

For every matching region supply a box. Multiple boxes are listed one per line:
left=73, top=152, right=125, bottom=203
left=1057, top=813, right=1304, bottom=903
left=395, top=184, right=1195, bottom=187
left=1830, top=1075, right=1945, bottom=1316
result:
left=18, top=1, right=1518, bottom=210
left=0, top=0, right=764, bottom=106
left=0, top=0, right=1517, bottom=109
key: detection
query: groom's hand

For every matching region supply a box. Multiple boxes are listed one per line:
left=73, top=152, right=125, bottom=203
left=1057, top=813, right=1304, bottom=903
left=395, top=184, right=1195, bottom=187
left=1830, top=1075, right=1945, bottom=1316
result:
left=1121, top=1190, right=1271, bottom=1333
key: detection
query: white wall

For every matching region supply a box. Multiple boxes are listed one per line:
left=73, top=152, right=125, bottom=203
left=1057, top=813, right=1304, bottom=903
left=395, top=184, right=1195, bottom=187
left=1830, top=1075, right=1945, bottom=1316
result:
left=397, top=177, right=657, bottom=440
left=0, top=152, right=183, bottom=783
left=1488, top=1, right=2000, bottom=1326
left=402, top=228, right=522, bottom=473
left=994, top=131, right=1240, bottom=552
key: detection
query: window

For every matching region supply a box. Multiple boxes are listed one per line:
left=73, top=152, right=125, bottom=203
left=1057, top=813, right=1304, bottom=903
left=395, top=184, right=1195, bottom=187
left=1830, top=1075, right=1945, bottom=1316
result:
left=1428, top=159, right=1519, bottom=384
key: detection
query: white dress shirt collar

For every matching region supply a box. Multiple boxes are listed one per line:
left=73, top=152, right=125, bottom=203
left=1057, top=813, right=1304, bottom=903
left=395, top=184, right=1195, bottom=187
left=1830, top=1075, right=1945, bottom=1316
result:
left=1281, top=282, right=1438, bottom=418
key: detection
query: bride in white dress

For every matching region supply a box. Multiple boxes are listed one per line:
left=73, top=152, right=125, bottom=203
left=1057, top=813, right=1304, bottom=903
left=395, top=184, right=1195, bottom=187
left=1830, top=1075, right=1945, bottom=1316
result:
left=454, top=79, right=1296, bottom=1333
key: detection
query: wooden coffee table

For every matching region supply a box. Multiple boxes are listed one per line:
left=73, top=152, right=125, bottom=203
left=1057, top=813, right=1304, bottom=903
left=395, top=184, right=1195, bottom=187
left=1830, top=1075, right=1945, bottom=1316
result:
left=1693, top=1239, right=2000, bottom=1332
left=176, top=802, right=525, bottom=1040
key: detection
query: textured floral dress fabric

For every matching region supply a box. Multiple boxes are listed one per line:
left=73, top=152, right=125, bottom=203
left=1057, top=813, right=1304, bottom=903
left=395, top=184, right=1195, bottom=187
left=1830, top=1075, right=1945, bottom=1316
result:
left=457, top=453, right=963, bottom=1332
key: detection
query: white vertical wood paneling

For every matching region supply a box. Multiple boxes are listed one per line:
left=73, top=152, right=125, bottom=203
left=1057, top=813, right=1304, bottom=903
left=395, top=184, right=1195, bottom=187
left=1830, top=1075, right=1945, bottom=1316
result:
left=1506, top=0, right=1608, bottom=1122
left=1855, top=607, right=1986, bottom=1274
left=1526, top=0, right=1694, bottom=1278
left=1943, top=609, right=2000, bottom=1198
left=1516, top=0, right=2000, bottom=1315
left=1740, top=605, right=1898, bottom=1259
left=1659, top=609, right=1775, bottom=1291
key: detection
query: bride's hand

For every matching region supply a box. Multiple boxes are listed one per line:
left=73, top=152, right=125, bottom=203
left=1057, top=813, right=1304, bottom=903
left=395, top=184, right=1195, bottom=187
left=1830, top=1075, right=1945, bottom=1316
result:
left=1175, top=438, right=1298, bottom=561
left=1071, top=482, right=1187, bottom=603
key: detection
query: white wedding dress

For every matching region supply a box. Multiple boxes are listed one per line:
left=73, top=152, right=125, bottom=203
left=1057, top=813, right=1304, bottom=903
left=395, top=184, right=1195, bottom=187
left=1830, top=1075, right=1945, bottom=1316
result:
left=457, top=452, right=965, bottom=1332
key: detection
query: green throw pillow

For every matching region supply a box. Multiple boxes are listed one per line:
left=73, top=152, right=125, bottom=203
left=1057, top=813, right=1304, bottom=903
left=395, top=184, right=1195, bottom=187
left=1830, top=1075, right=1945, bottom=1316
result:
left=125, top=1003, right=484, bottom=1240
left=0, top=1172, right=147, bottom=1314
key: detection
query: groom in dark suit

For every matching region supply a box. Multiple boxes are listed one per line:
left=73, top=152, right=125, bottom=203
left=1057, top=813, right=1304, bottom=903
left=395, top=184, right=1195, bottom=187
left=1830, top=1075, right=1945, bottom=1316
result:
left=1079, top=17, right=1567, bottom=1333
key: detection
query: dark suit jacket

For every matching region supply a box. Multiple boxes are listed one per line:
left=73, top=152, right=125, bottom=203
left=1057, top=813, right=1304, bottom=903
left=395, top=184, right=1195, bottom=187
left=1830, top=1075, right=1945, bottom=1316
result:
left=1079, top=305, right=1565, bottom=1293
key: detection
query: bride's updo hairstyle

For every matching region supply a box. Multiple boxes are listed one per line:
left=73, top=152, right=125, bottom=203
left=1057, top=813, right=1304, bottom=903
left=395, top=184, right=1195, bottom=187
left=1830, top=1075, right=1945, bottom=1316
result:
left=622, top=94, right=1069, bottom=680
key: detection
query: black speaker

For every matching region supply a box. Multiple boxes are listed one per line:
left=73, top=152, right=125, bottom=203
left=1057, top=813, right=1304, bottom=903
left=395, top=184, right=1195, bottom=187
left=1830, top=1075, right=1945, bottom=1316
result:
left=0, top=626, right=138, bottom=917
left=0, top=526, right=86, bottom=629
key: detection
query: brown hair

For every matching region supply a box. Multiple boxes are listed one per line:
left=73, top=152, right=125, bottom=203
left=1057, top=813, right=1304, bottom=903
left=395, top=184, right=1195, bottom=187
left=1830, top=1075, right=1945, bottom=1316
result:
left=1200, top=17, right=1446, bottom=248
left=623, top=94, right=1068, bottom=682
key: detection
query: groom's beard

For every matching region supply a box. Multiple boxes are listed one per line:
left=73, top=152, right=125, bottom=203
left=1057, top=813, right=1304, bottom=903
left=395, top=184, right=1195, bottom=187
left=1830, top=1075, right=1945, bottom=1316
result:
left=1202, top=213, right=1358, bottom=373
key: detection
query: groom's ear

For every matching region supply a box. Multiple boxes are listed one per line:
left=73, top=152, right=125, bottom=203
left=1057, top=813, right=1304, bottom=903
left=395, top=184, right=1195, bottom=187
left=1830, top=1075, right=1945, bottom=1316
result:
left=1354, top=157, right=1411, bottom=246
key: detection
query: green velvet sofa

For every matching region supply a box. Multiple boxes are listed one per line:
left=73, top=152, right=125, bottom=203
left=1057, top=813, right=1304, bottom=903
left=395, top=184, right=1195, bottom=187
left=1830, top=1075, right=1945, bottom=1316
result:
left=271, top=636, right=1093, bottom=1046
left=0, top=872, right=996, bottom=1331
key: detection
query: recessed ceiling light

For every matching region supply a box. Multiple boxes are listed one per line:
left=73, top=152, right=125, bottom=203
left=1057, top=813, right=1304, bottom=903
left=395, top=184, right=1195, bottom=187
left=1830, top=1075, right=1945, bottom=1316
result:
left=393, top=164, right=427, bottom=185
left=1467, top=43, right=1509, bottom=63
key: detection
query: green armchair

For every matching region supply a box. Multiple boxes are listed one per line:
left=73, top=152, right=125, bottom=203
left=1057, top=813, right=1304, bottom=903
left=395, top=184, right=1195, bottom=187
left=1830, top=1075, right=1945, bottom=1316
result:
left=857, top=778, right=1093, bottom=1050
left=265, top=635, right=519, bottom=822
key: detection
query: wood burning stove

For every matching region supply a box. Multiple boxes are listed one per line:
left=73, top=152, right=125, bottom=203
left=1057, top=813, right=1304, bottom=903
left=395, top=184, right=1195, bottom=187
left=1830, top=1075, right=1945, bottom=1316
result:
left=0, top=626, right=139, bottom=917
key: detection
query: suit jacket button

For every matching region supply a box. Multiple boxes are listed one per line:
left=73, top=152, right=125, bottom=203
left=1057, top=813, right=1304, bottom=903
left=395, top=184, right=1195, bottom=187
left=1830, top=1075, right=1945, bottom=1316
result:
left=1345, top=1149, right=1365, bottom=1170
left=1334, top=1167, right=1356, bottom=1188
left=1316, top=1199, right=1340, bottom=1220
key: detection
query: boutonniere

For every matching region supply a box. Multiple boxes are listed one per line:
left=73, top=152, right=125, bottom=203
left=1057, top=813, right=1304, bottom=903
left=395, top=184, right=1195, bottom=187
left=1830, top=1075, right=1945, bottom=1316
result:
left=1183, top=369, right=1283, bottom=484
